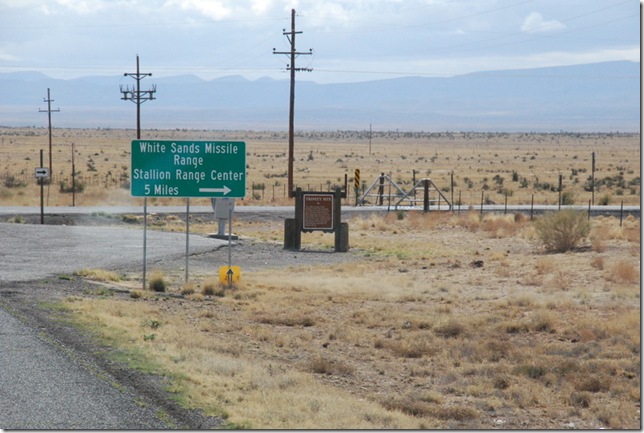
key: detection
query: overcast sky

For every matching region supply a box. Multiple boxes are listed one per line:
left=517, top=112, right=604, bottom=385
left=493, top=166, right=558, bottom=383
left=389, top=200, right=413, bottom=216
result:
left=0, top=0, right=640, bottom=83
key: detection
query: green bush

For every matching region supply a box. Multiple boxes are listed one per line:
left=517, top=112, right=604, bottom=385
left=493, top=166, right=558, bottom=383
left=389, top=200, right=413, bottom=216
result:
left=534, top=210, right=590, bottom=253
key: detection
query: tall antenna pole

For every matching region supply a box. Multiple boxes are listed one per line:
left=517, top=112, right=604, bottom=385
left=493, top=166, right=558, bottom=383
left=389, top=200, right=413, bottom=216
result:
left=39, top=88, right=60, bottom=176
left=120, top=55, right=156, bottom=291
left=273, top=9, right=312, bottom=197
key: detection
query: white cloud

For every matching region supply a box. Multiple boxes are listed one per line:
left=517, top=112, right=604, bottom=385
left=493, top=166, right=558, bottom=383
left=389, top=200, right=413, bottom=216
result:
left=250, top=0, right=272, bottom=15
left=54, top=0, right=104, bottom=14
left=521, top=12, right=565, bottom=33
left=165, top=0, right=233, bottom=20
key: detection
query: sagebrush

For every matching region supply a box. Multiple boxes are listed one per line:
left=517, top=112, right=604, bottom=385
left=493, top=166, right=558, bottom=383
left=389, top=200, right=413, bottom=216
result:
left=534, top=210, right=591, bottom=252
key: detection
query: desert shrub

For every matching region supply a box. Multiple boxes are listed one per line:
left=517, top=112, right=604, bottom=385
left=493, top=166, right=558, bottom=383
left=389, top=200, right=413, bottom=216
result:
left=121, top=214, right=140, bottom=224
left=382, top=396, right=434, bottom=418
left=180, top=283, right=195, bottom=296
left=4, top=175, right=26, bottom=188
left=148, top=271, right=167, bottom=292
left=598, top=194, right=611, bottom=205
left=514, top=363, right=547, bottom=380
left=607, top=260, right=639, bottom=284
left=434, top=319, right=465, bottom=338
left=59, top=179, right=85, bottom=193
left=560, top=191, right=575, bottom=205
left=307, top=355, right=354, bottom=376
left=383, top=396, right=477, bottom=421
left=530, top=310, right=557, bottom=332
left=575, top=376, right=611, bottom=393
left=533, top=210, right=590, bottom=253
left=431, top=406, right=478, bottom=421
left=202, top=280, right=224, bottom=297
left=8, top=215, right=24, bottom=224
left=569, top=391, right=592, bottom=408
left=381, top=337, right=435, bottom=358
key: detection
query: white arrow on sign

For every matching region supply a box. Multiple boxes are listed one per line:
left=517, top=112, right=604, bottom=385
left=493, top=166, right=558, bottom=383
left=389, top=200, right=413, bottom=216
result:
left=198, top=185, right=231, bottom=195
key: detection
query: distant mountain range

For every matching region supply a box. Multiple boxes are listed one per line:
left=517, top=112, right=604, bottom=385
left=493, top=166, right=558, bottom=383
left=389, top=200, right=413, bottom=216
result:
left=0, top=61, right=639, bottom=132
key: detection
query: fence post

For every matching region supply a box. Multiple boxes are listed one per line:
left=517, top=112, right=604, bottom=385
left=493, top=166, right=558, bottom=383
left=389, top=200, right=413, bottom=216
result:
left=450, top=172, right=454, bottom=214
left=480, top=190, right=484, bottom=215
left=423, top=179, right=429, bottom=212
left=620, top=200, right=624, bottom=227
left=530, top=194, right=534, bottom=220
left=558, top=174, right=562, bottom=210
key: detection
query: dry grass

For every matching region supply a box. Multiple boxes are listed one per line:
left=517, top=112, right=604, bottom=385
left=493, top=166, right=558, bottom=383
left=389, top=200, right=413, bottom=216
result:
left=607, top=260, right=640, bottom=284
left=60, top=211, right=640, bottom=429
left=74, top=268, right=123, bottom=282
left=0, top=128, right=640, bottom=207
left=8, top=121, right=637, bottom=430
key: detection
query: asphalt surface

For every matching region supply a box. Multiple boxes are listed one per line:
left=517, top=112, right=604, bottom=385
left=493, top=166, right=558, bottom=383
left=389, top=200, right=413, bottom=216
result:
left=0, top=307, right=169, bottom=429
left=0, top=223, right=228, bottom=429
left=0, top=222, right=226, bottom=283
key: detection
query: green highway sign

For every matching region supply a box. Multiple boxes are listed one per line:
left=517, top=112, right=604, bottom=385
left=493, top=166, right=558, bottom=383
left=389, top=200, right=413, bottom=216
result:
left=131, top=140, right=246, bottom=198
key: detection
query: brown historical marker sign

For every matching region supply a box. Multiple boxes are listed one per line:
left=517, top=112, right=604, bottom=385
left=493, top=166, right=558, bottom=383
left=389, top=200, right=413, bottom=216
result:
left=302, top=193, right=334, bottom=231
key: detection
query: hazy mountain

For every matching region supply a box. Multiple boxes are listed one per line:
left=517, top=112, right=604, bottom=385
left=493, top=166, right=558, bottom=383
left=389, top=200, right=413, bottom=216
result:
left=0, top=61, right=639, bottom=132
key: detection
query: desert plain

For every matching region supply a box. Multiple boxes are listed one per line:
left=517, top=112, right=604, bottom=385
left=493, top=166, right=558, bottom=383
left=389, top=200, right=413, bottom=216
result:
left=0, top=127, right=641, bottom=429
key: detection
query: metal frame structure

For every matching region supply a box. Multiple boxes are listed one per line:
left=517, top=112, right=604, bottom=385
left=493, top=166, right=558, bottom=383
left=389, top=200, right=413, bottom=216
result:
left=395, top=178, right=452, bottom=210
left=358, top=173, right=407, bottom=208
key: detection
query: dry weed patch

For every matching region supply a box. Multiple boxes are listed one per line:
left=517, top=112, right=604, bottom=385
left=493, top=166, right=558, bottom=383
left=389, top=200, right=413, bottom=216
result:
left=607, top=260, right=640, bottom=284
left=63, top=211, right=640, bottom=429
left=74, top=268, right=123, bottom=282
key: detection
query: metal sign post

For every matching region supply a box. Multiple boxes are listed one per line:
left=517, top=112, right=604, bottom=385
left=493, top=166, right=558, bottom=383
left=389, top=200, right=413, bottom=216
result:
left=185, top=198, right=190, bottom=283
left=130, top=140, right=247, bottom=290
left=227, top=205, right=233, bottom=288
left=36, top=150, right=48, bottom=225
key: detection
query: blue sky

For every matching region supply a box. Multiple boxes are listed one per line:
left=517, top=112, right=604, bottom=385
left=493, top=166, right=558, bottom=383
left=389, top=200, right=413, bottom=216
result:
left=0, top=0, right=640, bottom=83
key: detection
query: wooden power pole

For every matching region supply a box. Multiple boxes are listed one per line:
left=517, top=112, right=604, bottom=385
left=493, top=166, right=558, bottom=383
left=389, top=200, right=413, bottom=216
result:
left=273, top=9, right=312, bottom=197
left=120, top=55, right=156, bottom=292
left=39, top=88, right=60, bottom=177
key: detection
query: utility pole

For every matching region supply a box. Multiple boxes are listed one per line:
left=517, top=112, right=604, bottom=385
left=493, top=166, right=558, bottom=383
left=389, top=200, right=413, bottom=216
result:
left=39, top=88, right=60, bottom=177
left=120, top=55, right=156, bottom=291
left=273, top=8, right=312, bottom=197
left=120, top=55, right=156, bottom=138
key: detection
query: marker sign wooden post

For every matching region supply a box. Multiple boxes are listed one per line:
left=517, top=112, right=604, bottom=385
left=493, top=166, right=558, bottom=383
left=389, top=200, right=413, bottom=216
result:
left=284, top=187, right=349, bottom=252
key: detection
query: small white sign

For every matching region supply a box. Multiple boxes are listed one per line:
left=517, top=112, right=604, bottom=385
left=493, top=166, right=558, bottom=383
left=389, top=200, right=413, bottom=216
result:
left=213, top=198, right=235, bottom=219
left=35, top=167, right=50, bottom=178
